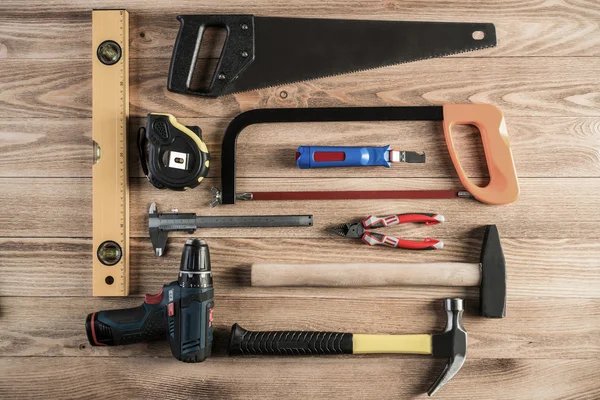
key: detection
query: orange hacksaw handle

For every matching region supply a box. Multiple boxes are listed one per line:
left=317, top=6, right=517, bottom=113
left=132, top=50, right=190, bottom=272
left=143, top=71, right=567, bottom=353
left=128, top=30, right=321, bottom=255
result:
left=442, top=104, right=519, bottom=205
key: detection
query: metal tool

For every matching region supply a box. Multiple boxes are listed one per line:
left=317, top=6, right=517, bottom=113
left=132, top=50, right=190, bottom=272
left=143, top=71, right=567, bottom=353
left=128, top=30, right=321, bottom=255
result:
left=334, top=213, right=444, bottom=250
left=212, top=104, right=519, bottom=206
left=253, top=225, right=506, bottom=318
left=229, top=298, right=467, bottom=396
left=138, top=113, right=210, bottom=190
left=92, top=10, right=130, bottom=296
left=167, top=15, right=496, bottom=97
left=149, top=202, right=313, bottom=256
left=86, top=238, right=214, bottom=362
left=296, top=145, right=425, bottom=169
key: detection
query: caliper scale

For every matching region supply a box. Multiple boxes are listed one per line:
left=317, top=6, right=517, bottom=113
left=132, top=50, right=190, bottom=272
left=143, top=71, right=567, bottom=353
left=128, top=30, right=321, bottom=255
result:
left=92, top=10, right=130, bottom=296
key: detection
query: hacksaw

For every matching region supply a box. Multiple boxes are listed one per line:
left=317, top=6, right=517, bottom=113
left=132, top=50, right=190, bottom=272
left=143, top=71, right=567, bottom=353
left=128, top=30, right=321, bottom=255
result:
left=212, top=104, right=519, bottom=206
left=92, top=10, right=129, bottom=296
left=167, top=15, right=497, bottom=97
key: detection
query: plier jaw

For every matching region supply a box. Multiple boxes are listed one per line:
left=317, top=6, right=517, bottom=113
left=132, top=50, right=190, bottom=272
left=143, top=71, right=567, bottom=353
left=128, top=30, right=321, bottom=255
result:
left=332, top=213, right=445, bottom=250
left=332, top=222, right=365, bottom=239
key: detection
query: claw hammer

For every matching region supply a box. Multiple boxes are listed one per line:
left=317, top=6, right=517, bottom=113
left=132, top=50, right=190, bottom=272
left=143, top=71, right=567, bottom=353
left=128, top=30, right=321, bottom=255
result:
left=229, top=298, right=467, bottom=396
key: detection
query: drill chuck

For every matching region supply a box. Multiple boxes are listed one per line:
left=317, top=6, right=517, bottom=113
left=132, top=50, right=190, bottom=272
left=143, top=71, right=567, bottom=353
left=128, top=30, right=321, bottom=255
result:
left=178, top=238, right=213, bottom=288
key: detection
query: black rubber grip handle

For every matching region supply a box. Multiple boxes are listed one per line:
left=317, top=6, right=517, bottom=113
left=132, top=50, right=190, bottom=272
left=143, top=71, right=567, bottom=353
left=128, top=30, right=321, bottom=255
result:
left=228, top=323, right=353, bottom=356
left=86, top=304, right=167, bottom=346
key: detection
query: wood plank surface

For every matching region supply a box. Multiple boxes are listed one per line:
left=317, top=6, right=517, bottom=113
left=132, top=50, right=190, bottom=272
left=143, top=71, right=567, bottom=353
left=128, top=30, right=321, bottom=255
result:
left=1, top=237, right=599, bottom=299
left=1, top=177, right=599, bottom=239
left=1, top=57, right=600, bottom=119
left=1, top=116, right=600, bottom=178
left=3, top=9, right=600, bottom=59
left=0, top=1, right=599, bottom=399
left=1, top=295, right=600, bottom=359
left=2, top=357, right=599, bottom=400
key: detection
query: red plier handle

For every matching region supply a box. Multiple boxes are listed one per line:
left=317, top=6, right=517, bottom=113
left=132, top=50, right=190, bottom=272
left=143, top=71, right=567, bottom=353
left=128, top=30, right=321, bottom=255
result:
left=360, top=213, right=444, bottom=250
left=362, top=213, right=445, bottom=229
left=362, top=232, right=444, bottom=250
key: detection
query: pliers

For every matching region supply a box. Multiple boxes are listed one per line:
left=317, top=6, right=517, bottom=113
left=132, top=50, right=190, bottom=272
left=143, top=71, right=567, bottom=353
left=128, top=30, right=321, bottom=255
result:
left=332, top=213, right=444, bottom=250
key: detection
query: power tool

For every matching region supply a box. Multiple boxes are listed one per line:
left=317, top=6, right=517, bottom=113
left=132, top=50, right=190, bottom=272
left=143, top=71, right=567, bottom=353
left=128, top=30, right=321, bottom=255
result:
left=138, top=113, right=210, bottom=190
left=85, top=238, right=214, bottom=362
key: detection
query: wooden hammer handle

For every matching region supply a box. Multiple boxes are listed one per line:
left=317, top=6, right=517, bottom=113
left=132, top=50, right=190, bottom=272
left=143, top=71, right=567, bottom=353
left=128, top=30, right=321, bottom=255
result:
left=251, top=262, right=481, bottom=287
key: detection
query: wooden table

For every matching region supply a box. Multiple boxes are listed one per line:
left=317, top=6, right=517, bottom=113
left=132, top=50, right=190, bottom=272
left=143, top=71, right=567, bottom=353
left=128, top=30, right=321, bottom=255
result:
left=1, top=1, right=599, bottom=399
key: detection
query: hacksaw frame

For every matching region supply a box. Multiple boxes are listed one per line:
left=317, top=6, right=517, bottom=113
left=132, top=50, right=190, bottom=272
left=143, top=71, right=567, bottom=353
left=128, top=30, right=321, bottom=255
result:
left=92, top=10, right=130, bottom=296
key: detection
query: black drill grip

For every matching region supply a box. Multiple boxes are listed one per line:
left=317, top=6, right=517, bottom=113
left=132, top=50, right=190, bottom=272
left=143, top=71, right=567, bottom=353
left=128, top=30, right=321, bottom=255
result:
left=228, top=323, right=353, bottom=356
left=86, top=303, right=167, bottom=346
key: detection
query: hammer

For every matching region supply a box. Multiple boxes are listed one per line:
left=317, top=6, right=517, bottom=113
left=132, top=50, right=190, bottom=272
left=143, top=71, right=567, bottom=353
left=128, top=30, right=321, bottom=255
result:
left=229, top=298, right=467, bottom=396
left=251, top=225, right=506, bottom=318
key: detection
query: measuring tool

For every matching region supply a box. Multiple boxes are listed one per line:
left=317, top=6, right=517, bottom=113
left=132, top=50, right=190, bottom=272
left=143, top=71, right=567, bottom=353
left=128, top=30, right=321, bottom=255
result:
left=138, top=113, right=210, bottom=190
left=92, top=10, right=129, bottom=296
left=149, top=203, right=313, bottom=256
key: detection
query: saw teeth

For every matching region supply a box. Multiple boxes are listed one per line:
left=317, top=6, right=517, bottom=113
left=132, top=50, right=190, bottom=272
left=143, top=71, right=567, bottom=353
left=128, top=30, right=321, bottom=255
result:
left=228, top=43, right=497, bottom=95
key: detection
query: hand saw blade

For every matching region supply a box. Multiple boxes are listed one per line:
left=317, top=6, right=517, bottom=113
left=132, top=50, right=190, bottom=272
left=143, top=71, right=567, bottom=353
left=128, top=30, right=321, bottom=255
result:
left=168, top=16, right=496, bottom=97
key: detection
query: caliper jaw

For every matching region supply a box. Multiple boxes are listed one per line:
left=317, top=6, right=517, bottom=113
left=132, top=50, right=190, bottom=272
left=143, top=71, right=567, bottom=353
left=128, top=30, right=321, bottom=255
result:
left=148, top=203, right=168, bottom=256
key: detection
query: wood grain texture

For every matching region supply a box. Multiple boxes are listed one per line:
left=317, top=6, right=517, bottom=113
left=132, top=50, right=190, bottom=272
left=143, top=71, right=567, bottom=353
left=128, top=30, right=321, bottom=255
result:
left=3, top=7, right=600, bottom=59
left=249, top=262, right=484, bottom=287
left=0, top=118, right=92, bottom=177
left=1, top=177, right=599, bottom=239
left=1, top=357, right=599, bottom=400
left=1, top=296, right=599, bottom=359
left=1, top=237, right=599, bottom=298
left=1, top=57, right=600, bottom=119
left=3, top=116, right=600, bottom=179
left=0, top=1, right=599, bottom=398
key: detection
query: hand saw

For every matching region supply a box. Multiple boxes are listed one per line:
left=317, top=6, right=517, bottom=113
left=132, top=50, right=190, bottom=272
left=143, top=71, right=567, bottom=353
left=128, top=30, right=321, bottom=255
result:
left=168, top=15, right=496, bottom=97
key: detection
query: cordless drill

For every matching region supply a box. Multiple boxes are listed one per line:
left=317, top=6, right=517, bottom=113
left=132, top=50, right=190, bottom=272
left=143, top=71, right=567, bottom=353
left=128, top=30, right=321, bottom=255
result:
left=85, top=238, right=214, bottom=362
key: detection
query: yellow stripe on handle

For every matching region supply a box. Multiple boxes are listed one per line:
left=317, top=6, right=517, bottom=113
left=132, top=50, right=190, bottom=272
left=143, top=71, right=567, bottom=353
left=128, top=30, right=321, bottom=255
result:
left=151, top=113, right=210, bottom=155
left=353, top=334, right=432, bottom=354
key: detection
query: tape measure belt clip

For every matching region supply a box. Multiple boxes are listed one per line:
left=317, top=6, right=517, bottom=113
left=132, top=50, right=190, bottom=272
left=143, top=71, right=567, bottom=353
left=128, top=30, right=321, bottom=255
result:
left=138, top=113, right=210, bottom=190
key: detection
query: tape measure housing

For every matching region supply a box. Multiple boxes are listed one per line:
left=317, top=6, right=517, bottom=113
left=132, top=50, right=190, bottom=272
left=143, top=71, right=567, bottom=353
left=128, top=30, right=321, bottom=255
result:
left=139, top=113, right=210, bottom=190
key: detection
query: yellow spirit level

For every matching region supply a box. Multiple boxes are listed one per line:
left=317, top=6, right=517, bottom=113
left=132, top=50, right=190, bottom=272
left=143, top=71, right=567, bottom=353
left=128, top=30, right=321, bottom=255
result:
left=92, top=10, right=129, bottom=296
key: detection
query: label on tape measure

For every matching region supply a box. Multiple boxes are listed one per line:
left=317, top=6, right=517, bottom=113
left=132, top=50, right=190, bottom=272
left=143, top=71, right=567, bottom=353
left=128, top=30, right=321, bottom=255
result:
left=92, top=10, right=129, bottom=296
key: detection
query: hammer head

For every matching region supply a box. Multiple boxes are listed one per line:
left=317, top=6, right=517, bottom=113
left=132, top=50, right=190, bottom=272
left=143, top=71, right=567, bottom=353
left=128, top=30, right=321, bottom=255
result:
left=429, top=298, right=467, bottom=396
left=480, top=225, right=507, bottom=318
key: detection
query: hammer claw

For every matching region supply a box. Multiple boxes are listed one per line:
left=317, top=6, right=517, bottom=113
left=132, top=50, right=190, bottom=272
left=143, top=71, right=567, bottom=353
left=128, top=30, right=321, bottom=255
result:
left=427, top=354, right=466, bottom=396
left=429, top=298, right=467, bottom=395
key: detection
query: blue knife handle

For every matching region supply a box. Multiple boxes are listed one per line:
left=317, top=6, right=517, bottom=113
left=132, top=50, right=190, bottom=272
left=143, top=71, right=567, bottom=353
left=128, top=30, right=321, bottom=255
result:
left=296, top=145, right=391, bottom=169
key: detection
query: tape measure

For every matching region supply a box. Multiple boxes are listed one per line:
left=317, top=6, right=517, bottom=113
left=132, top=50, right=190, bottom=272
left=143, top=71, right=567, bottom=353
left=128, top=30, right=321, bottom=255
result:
left=92, top=10, right=129, bottom=296
left=138, top=113, right=210, bottom=190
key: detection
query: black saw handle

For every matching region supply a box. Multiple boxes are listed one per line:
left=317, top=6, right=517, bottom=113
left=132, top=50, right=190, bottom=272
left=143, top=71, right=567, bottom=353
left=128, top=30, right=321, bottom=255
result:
left=168, top=15, right=255, bottom=97
left=228, top=323, right=353, bottom=356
